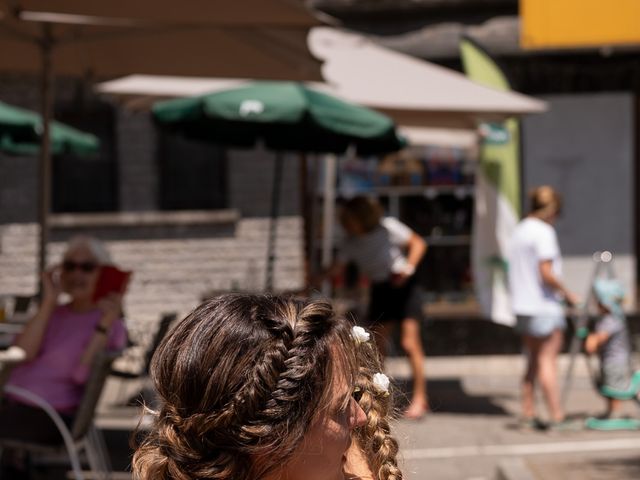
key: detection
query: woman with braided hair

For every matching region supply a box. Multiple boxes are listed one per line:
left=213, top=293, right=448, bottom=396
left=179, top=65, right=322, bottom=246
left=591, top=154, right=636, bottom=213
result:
left=349, top=326, right=402, bottom=480
left=133, top=294, right=403, bottom=480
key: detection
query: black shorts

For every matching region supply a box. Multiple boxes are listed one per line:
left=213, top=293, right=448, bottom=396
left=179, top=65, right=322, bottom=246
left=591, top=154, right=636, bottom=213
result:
left=368, top=277, right=422, bottom=324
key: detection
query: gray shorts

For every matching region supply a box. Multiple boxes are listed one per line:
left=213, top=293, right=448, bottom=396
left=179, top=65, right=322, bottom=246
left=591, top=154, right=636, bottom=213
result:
left=601, top=362, right=631, bottom=391
left=515, top=314, right=566, bottom=338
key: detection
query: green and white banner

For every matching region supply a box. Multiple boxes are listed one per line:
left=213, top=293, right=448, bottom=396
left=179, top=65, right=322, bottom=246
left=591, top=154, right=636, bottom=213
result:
left=460, top=38, right=520, bottom=326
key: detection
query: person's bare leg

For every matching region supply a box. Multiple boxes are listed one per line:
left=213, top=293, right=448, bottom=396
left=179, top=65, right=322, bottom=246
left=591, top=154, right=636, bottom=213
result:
left=606, top=398, right=622, bottom=417
left=522, top=335, right=541, bottom=420
left=400, top=316, right=429, bottom=418
left=371, top=321, right=394, bottom=360
left=537, top=329, right=564, bottom=422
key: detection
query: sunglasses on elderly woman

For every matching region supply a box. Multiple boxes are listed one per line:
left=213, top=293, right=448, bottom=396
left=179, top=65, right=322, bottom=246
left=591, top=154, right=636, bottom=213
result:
left=62, top=260, right=98, bottom=273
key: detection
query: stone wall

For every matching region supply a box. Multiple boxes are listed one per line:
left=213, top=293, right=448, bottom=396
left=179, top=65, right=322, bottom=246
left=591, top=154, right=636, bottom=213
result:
left=116, top=109, right=159, bottom=212
left=0, top=154, right=38, bottom=223
left=228, top=149, right=301, bottom=217
left=0, top=216, right=305, bottom=350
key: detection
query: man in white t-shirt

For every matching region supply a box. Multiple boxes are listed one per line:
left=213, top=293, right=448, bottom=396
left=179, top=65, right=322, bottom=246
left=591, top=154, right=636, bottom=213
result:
left=507, top=186, right=577, bottom=429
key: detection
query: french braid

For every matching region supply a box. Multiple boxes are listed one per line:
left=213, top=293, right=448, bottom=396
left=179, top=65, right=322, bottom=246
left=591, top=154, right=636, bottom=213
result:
left=354, top=338, right=403, bottom=480
left=132, top=294, right=356, bottom=480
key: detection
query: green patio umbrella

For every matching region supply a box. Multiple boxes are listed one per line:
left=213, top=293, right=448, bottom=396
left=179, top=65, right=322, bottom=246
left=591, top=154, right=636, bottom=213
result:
left=0, top=100, right=99, bottom=156
left=153, top=81, right=404, bottom=291
left=153, top=81, right=404, bottom=155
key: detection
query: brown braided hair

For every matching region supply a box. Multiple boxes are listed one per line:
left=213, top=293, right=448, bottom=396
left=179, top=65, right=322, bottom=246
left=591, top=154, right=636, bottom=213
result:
left=353, top=337, right=403, bottom=480
left=132, top=294, right=358, bottom=480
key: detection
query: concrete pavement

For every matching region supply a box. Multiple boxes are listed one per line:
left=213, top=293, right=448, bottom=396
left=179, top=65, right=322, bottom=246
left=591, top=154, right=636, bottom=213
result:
left=384, top=354, right=640, bottom=480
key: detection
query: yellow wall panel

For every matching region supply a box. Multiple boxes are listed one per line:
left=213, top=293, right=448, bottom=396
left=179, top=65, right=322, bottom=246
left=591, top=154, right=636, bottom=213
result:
left=521, top=0, right=640, bottom=49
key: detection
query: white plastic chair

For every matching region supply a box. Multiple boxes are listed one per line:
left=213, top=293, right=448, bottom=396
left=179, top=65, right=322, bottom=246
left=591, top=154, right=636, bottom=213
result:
left=0, top=351, right=119, bottom=480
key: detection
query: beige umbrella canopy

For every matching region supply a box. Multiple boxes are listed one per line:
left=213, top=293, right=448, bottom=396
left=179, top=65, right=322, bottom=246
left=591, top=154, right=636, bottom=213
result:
left=0, top=28, right=319, bottom=80
left=308, top=27, right=547, bottom=128
left=7, top=0, right=318, bottom=26
left=0, top=0, right=324, bottom=79
left=0, top=0, right=325, bottom=279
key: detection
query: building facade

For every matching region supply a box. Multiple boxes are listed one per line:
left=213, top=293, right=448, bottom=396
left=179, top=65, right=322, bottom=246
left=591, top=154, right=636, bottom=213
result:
left=0, top=74, right=306, bottom=345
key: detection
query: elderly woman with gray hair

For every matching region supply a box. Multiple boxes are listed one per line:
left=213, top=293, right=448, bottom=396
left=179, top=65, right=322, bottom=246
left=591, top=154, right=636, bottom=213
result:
left=0, top=235, right=127, bottom=462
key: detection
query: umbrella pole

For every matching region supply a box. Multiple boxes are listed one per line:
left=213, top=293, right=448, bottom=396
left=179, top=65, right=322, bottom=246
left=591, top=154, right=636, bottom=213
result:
left=299, top=152, right=311, bottom=290
left=321, top=154, right=337, bottom=297
left=308, top=156, right=319, bottom=285
left=37, top=24, right=54, bottom=291
left=265, top=153, right=284, bottom=292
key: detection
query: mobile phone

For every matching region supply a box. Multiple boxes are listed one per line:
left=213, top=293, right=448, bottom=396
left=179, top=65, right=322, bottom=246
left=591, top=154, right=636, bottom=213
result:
left=92, top=266, right=132, bottom=303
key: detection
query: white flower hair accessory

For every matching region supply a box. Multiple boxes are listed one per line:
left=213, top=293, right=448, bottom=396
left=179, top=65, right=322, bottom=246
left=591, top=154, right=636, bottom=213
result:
left=372, top=373, right=390, bottom=396
left=352, top=326, right=371, bottom=344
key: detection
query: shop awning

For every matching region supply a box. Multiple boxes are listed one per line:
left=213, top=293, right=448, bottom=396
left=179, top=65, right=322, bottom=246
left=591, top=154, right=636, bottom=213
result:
left=307, top=27, right=547, bottom=128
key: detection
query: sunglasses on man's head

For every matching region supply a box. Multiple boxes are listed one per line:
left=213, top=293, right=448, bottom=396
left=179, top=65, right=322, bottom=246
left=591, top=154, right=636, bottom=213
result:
left=62, top=260, right=98, bottom=273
